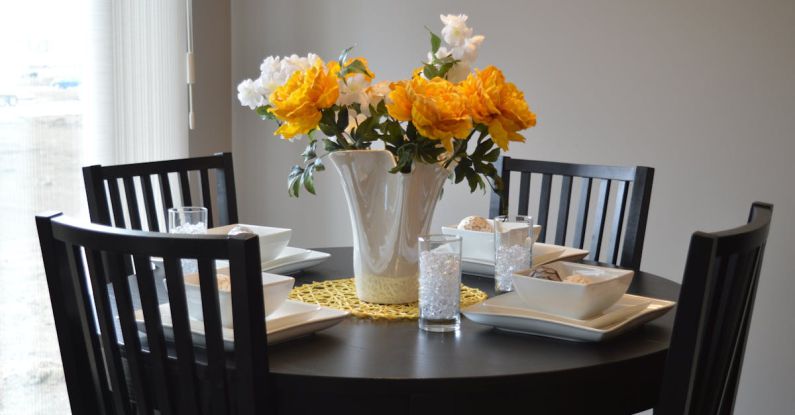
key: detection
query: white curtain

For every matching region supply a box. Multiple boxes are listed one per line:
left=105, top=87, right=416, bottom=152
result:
left=88, top=0, right=189, bottom=164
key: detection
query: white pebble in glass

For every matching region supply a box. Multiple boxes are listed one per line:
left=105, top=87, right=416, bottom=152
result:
left=493, top=215, right=533, bottom=294
left=418, top=235, right=462, bottom=332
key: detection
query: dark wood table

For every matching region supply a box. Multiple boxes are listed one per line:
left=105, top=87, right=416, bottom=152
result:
left=264, top=247, right=679, bottom=414
left=125, top=246, right=678, bottom=414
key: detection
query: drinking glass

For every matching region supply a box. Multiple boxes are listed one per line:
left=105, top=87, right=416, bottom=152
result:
left=418, top=234, right=462, bottom=332
left=493, top=215, right=534, bottom=294
left=168, top=207, right=208, bottom=274
left=168, top=206, right=208, bottom=234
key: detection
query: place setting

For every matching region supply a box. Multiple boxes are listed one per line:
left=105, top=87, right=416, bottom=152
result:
left=135, top=206, right=344, bottom=347
left=425, top=214, right=677, bottom=341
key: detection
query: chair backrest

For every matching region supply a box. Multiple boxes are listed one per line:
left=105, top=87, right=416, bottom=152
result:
left=83, top=152, right=238, bottom=232
left=36, top=212, right=270, bottom=415
left=489, top=157, right=654, bottom=270
left=656, top=202, right=773, bottom=415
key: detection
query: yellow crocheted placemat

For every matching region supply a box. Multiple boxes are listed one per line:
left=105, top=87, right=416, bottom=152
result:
left=288, top=278, right=488, bottom=320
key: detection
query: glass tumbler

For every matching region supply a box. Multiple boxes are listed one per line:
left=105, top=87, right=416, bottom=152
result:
left=168, top=206, right=208, bottom=234
left=168, top=207, right=208, bottom=275
left=493, top=215, right=534, bottom=294
left=418, top=235, right=463, bottom=332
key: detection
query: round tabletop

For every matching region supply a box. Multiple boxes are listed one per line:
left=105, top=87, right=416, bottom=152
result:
left=265, top=247, right=679, bottom=414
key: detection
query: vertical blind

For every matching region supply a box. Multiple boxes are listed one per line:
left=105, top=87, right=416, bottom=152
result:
left=91, top=0, right=189, bottom=164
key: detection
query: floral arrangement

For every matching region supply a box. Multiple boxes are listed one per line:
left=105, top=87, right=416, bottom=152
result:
left=237, top=14, right=537, bottom=197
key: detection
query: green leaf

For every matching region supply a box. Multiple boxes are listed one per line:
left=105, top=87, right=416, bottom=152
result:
left=340, top=60, right=370, bottom=78
left=423, top=64, right=437, bottom=80
left=484, top=148, right=501, bottom=162
left=323, top=137, right=342, bottom=152
left=406, top=123, right=418, bottom=141
left=313, top=158, right=326, bottom=172
left=336, top=107, right=349, bottom=132
left=426, top=27, right=442, bottom=54
left=256, top=105, right=277, bottom=121
left=437, top=61, right=456, bottom=79
left=301, top=140, right=317, bottom=163
left=318, top=109, right=339, bottom=136
left=287, top=165, right=304, bottom=197
left=338, top=46, right=354, bottom=65
left=301, top=165, right=316, bottom=195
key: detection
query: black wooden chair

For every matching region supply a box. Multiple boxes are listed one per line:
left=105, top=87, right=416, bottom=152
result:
left=656, top=202, right=772, bottom=415
left=489, top=157, right=654, bottom=270
left=83, top=152, right=238, bottom=232
left=36, top=212, right=271, bottom=414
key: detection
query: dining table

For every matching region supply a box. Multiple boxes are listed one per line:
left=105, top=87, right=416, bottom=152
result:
left=123, top=246, right=679, bottom=414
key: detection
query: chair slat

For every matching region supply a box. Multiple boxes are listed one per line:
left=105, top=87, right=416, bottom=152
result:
left=122, top=177, right=142, bottom=230
left=158, top=173, right=175, bottom=215
left=216, top=153, right=239, bottom=224
left=107, top=179, right=127, bottom=229
left=162, top=258, right=202, bottom=415
left=66, top=245, right=120, bottom=414
left=197, top=259, right=230, bottom=414
left=229, top=237, right=270, bottom=414
left=588, top=179, right=611, bottom=261
left=606, top=181, right=629, bottom=265
left=141, top=175, right=160, bottom=232
left=573, top=178, right=592, bottom=249
left=537, top=174, right=552, bottom=241
left=554, top=176, right=573, bottom=246
left=133, top=255, right=174, bottom=415
left=179, top=171, right=192, bottom=206
left=517, top=172, right=531, bottom=216
left=105, top=252, right=152, bottom=413
left=200, top=169, right=215, bottom=228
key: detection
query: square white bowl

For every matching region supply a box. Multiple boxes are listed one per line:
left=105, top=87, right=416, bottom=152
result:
left=512, top=262, right=634, bottom=319
left=184, top=271, right=295, bottom=327
left=441, top=221, right=542, bottom=262
left=207, top=223, right=291, bottom=263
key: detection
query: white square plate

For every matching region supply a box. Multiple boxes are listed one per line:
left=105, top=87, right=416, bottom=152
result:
left=462, top=292, right=675, bottom=342
left=135, top=300, right=348, bottom=349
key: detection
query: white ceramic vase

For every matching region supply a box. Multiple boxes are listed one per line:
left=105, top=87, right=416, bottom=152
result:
left=329, top=150, right=449, bottom=304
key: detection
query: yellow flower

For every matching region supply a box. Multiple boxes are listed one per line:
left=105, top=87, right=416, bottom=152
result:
left=386, top=71, right=472, bottom=151
left=268, top=58, right=340, bottom=139
left=458, top=66, right=536, bottom=151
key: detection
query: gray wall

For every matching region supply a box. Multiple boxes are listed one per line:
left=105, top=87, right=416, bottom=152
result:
left=231, top=1, right=795, bottom=412
left=189, top=0, right=232, bottom=156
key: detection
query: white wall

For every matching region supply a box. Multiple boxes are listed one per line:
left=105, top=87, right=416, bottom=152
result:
left=231, top=1, right=795, bottom=412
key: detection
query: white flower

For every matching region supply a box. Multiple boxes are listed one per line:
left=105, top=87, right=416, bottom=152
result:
left=237, top=78, right=266, bottom=109
left=366, top=81, right=391, bottom=108
left=440, top=14, right=472, bottom=47
left=445, top=61, right=472, bottom=83
left=253, top=53, right=321, bottom=106
left=337, top=73, right=372, bottom=109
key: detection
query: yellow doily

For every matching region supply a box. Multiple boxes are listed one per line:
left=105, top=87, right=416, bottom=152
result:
left=288, top=278, right=488, bottom=320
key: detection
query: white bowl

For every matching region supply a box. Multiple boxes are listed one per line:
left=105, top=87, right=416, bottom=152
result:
left=207, top=223, right=291, bottom=263
left=184, top=271, right=294, bottom=327
left=441, top=221, right=542, bottom=262
left=512, top=262, right=634, bottom=319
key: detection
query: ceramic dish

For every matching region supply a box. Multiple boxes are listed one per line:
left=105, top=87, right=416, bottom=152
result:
left=462, top=292, right=675, bottom=342
left=442, top=222, right=542, bottom=262
left=460, top=243, right=589, bottom=277
left=210, top=247, right=332, bottom=275
left=183, top=271, right=294, bottom=327
left=206, top=223, right=291, bottom=263
left=135, top=300, right=349, bottom=348
left=512, top=261, right=633, bottom=319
